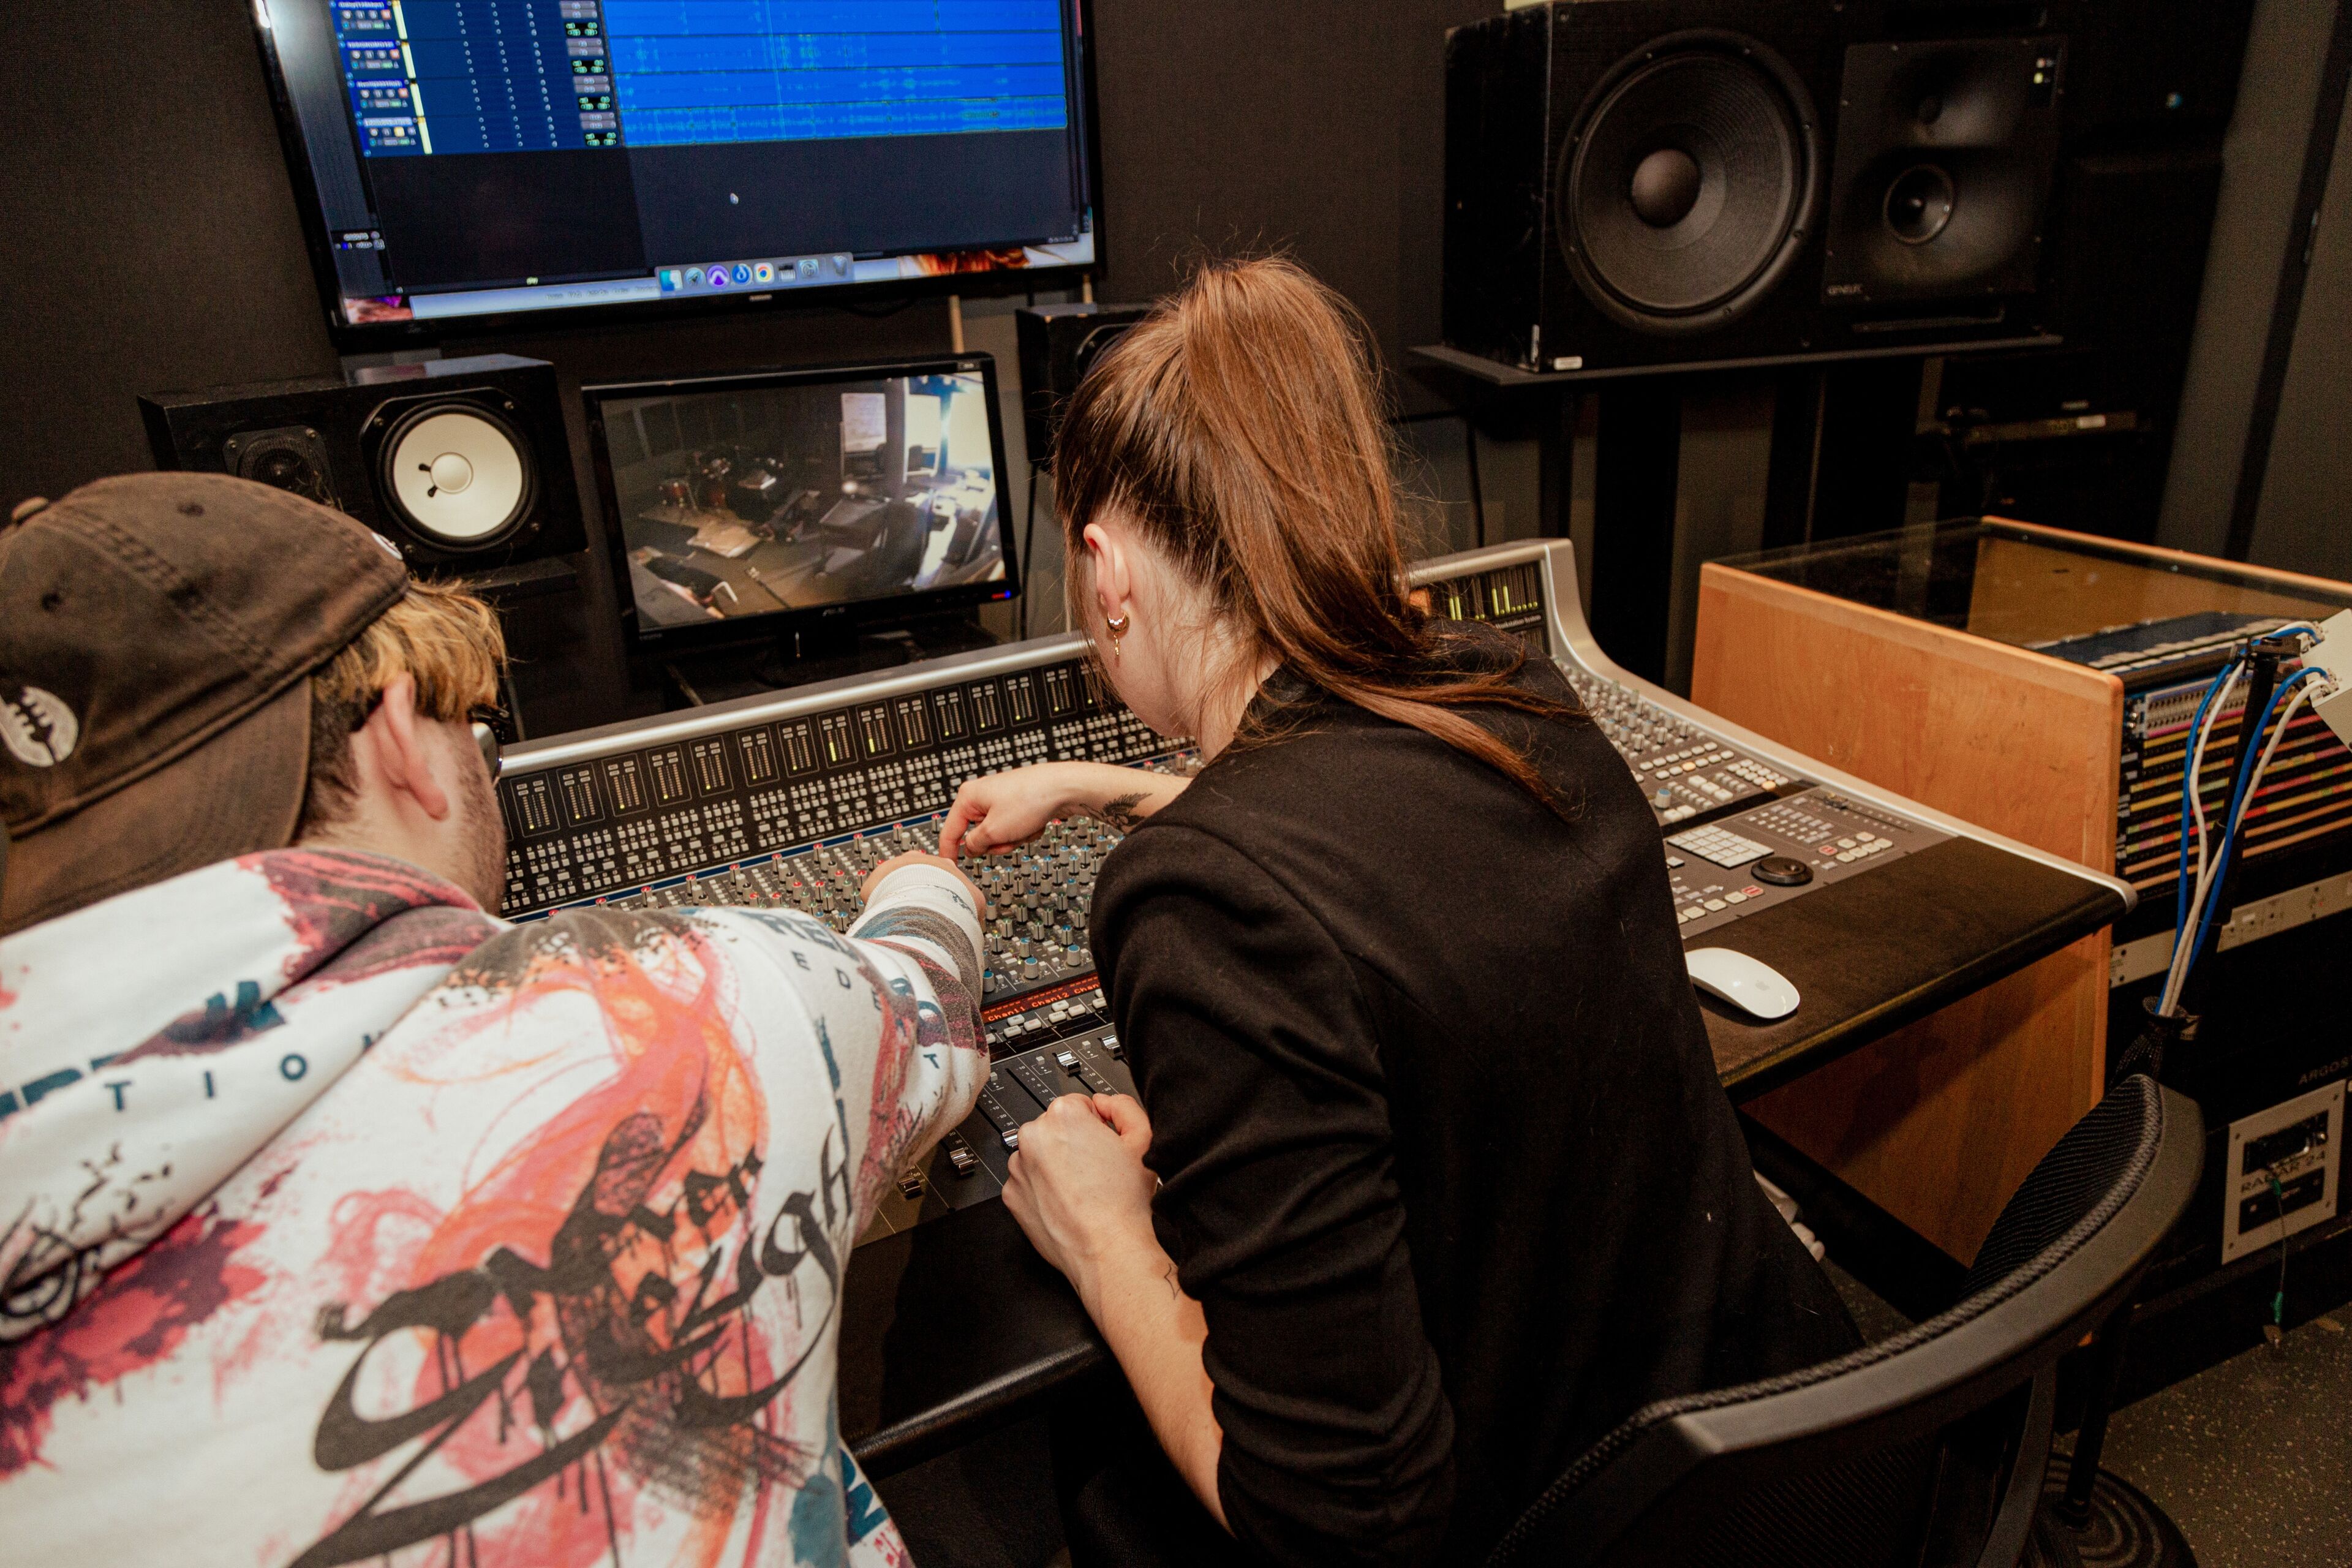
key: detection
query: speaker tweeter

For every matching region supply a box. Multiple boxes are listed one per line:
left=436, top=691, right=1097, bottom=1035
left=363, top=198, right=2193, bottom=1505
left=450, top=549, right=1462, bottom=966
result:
left=223, top=425, right=340, bottom=509
left=1822, top=39, right=2065, bottom=306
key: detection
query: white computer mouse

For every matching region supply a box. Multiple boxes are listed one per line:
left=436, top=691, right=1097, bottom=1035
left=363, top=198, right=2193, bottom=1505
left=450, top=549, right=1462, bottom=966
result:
left=1684, top=948, right=1800, bottom=1021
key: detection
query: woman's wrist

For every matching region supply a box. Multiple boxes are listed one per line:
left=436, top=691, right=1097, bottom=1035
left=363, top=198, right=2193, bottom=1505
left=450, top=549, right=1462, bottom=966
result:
left=1046, top=761, right=1107, bottom=822
left=1049, top=762, right=1138, bottom=822
left=1069, top=1213, right=1179, bottom=1319
left=1050, top=762, right=1180, bottom=832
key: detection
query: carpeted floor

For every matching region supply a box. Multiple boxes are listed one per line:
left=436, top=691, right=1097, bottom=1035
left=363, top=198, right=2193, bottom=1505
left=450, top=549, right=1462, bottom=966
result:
left=2091, top=1305, right=2352, bottom=1568
left=1826, top=1261, right=2352, bottom=1568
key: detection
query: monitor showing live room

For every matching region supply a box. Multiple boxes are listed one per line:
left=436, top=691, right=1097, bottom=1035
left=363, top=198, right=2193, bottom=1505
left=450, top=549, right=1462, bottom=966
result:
left=594, top=367, right=1012, bottom=639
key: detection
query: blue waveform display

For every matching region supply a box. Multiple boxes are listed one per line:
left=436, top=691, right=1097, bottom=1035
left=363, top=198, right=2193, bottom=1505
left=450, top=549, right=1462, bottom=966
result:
left=601, top=0, right=1070, bottom=149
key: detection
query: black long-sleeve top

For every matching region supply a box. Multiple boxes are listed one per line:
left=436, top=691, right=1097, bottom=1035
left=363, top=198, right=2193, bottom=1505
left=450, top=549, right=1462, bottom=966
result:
left=1090, top=624, right=1859, bottom=1567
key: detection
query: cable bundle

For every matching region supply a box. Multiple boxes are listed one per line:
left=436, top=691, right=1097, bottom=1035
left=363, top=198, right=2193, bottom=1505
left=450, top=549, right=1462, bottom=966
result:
left=2156, top=625, right=2329, bottom=1018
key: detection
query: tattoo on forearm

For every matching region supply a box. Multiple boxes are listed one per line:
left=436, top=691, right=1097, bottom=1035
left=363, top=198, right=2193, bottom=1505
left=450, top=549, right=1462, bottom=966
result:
left=1161, top=1259, right=1181, bottom=1301
left=1096, top=793, right=1151, bottom=832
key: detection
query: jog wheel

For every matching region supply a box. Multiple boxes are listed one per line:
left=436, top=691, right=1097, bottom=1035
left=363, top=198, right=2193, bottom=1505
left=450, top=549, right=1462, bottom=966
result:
left=2026, top=1457, right=2198, bottom=1568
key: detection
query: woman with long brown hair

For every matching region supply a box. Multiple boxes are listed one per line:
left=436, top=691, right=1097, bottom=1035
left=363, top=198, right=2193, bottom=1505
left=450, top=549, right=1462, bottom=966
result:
left=935, top=257, right=1855, bottom=1566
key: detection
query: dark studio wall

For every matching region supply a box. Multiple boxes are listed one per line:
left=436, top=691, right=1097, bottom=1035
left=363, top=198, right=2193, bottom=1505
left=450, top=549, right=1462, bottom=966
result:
left=0, top=1, right=339, bottom=508
left=2162, top=0, right=2352, bottom=578
left=1087, top=0, right=1490, bottom=399
left=0, top=0, right=1488, bottom=514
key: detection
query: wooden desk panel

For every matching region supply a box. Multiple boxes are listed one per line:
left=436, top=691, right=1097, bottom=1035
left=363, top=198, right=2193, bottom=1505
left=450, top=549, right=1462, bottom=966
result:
left=1692, top=561, right=2124, bottom=1263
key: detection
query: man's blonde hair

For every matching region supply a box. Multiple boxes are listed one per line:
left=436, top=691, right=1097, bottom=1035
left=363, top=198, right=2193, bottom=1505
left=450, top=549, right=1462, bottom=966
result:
left=299, top=579, right=507, bottom=834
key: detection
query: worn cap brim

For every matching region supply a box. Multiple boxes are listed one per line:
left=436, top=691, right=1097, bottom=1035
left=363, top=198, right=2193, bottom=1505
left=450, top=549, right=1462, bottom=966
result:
left=1, top=679, right=310, bottom=937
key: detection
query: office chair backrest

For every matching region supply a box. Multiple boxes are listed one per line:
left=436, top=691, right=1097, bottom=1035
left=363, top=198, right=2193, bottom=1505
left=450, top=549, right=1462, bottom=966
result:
left=1486, top=1075, right=2201, bottom=1568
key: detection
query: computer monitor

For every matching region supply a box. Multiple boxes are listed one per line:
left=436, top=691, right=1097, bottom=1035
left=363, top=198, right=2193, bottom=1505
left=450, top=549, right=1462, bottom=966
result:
left=585, top=355, right=1018, bottom=654
left=251, top=0, right=1102, bottom=343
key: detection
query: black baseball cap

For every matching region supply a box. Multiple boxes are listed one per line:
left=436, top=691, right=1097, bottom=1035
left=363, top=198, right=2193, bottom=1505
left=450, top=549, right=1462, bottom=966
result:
left=0, top=472, right=410, bottom=935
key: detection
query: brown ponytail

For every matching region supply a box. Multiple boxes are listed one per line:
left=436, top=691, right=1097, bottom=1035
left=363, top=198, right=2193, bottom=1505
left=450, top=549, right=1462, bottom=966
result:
left=1053, top=255, right=1583, bottom=812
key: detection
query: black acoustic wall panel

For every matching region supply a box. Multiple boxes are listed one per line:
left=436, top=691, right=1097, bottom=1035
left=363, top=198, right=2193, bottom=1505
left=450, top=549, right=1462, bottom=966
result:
left=0, top=0, right=338, bottom=510
left=1088, top=0, right=1497, bottom=402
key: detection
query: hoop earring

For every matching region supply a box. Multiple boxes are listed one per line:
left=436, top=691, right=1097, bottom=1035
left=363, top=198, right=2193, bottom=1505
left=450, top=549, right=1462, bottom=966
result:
left=1106, top=614, right=1129, bottom=657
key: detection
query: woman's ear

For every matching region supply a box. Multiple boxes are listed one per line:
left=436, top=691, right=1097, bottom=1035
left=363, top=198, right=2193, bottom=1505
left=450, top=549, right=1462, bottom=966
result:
left=1082, top=520, right=1131, bottom=625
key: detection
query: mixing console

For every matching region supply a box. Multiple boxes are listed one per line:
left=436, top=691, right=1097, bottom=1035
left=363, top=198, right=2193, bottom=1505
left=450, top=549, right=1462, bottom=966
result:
left=498, top=652, right=1163, bottom=919
left=492, top=542, right=1959, bottom=1246
left=579, top=801, right=1182, bottom=998
left=1562, top=666, right=1796, bottom=824
left=863, top=981, right=1138, bottom=1244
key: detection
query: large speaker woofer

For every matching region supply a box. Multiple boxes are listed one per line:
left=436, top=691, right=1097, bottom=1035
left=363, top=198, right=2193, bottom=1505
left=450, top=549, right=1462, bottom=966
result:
left=375, top=402, right=536, bottom=548
left=1556, top=31, right=1822, bottom=335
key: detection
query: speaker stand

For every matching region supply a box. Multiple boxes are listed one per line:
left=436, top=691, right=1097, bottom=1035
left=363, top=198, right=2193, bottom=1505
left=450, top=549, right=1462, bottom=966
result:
left=1406, top=348, right=1711, bottom=689
left=1586, top=383, right=1682, bottom=686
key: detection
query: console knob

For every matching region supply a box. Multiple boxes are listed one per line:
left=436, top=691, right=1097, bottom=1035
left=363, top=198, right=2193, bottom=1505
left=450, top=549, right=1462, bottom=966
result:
left=1752, top=856, right=1813, bottom=887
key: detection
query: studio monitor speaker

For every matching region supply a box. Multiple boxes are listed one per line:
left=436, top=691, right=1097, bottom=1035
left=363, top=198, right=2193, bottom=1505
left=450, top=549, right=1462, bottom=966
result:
left=1443, top=0, right=2073, bottom=375
left=139, top=355, right=586, bottom=574
left=1015, top=303, right=1153, bottom=470
left=1822, top=37, right=2064, bottom=306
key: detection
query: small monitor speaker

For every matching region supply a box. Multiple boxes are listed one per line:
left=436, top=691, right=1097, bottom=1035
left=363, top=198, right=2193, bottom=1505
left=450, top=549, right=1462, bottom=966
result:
left=139, top=355, right=584, bottom=573
left=1016, top=303, right=1153, bottom=469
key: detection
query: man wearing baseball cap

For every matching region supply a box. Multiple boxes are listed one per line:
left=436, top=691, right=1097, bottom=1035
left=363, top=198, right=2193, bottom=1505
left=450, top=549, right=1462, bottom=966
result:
left=0, top=473, right=988, bottom=1566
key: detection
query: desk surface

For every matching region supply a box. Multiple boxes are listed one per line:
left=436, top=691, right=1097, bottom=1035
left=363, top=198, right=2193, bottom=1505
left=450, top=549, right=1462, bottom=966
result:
left=840, top=834, right=2120, bottom=1477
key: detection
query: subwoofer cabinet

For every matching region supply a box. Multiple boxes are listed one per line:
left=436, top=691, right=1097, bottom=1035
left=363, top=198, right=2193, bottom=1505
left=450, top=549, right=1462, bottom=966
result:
left=1441, top=0, right=2254, bottom=375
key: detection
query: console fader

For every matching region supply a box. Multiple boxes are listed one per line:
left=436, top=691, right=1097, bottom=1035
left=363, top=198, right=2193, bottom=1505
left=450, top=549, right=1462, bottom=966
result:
left=492, top=541, right=1956, bottom=1246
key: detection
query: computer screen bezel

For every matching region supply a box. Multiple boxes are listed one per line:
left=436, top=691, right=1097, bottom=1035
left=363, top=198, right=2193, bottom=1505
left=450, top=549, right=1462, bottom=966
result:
left=246, top=0, right=1107, bottom=350
left=584, top=353, right=1023, bottom=658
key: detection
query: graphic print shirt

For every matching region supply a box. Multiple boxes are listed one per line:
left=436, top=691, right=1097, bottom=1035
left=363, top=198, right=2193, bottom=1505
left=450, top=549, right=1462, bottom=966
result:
left=0, top=847, right=987, bottom=1568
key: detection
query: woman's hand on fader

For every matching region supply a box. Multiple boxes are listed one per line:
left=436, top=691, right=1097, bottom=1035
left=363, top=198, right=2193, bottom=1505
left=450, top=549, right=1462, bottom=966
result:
left=937, top=764, right=1073, bottom=858
left=1002, top=1093, right=1161, bottom=1289
left=939, top=761, right=1189, bottom=858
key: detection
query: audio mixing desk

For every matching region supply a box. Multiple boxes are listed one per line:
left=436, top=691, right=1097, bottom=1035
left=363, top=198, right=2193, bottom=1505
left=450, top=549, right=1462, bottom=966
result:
left=491, top=539, right=2130, bottom=1472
